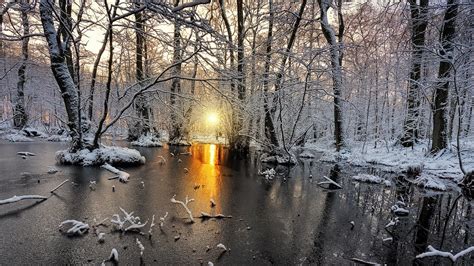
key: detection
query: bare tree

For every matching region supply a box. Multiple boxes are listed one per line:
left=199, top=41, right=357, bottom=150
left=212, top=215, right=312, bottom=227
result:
left=318, top=0, right=344, bottom=151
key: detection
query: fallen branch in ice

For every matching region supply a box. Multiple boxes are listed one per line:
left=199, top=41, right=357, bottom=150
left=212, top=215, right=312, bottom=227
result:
left=17, top=151, right=36, bottom=156
left=59, top=220, right=89, bottom=236
left=0, top=195, right=47, bottom=205
left=351, top=174, right=391, bottom=186
left=136, top=238, right=145, bottom=257
left=317, top=176, right=342, bottom=189
left=391, top=201, right=409, bottom=216
left=349, top=258, right=381, bottom=265
left=50, top=179, right=69, bottom=193
left=385, top=217, right=399, bottom=228
left=199, top=212, right=232, bottom=219
left=171, top=195, right=195, bottom=223
left=102, top=163, right=130, bottom=182
left=416, top=245, right=474, bottom=262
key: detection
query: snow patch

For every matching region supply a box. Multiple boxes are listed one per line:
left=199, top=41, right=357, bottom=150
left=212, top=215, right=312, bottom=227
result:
left=131, top=134, right=163, bottom=147
left=352, top=174, right=391, bottom=186
left=56, top=146, right=145, bottom=166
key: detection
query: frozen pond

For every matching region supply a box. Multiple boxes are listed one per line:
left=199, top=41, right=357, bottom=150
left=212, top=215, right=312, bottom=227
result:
left=0, top=142, right=472, bottom=265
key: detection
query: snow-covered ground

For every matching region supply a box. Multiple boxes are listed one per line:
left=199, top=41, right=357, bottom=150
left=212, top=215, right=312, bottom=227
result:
left=302, top=137, right=474, bottom=186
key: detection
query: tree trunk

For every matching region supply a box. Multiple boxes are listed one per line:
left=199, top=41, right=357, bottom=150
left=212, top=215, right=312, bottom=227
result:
left=262, top=0, right=279, bottom=149
left=318, top=0, right=344, bottom=151
left=431, top=0, right=458, bottom=153
left=401, top=0, right=429, bottom=147
left=39, top=0, right=82, bottom=152
left=230, top=0, right=249, bottom=153
left=130, top=2, right=152, bottom=141
left=169, top=0, right=185, bottom=144
left=14, top=5, right=30, bottom=128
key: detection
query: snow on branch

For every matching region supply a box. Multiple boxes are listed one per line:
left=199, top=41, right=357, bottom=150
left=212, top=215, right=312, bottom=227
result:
left=59, top=220, right=89, bottom=236
left=172, top=0, right=211, bottom=12
left=0, top=195, right=47, bottom=205
left=171, top=195, right=195, bottom=223
left=50, top=179, right=69, bottom=193
left=102, top=163, right=130, bottom=183
left=416, top=245, right=474, bottom=262
left=199, top=212, right=232, bottom=219
left=317, top=176, right=342, bottom=189
left=110, top=207, right=148, bottom=232
left=136, top=238, right=145, bottom=257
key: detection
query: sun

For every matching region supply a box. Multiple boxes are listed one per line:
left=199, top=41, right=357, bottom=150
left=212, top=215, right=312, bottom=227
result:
left=207, top=112, right=219, bottom=125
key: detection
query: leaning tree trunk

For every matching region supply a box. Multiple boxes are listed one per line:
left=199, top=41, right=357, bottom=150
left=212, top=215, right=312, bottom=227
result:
left=14, top=5, right=30, bottom=128
left=431, top=0, right=458, bottom=153
left=318, top=0, right=345, bottom=151
left=39, top=0, right=82, bottom=151
left=401, top=0, right=429, bottom=147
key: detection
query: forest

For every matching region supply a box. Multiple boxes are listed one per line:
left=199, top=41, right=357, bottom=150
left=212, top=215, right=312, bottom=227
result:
left=0, top=0, right=473, bottom=265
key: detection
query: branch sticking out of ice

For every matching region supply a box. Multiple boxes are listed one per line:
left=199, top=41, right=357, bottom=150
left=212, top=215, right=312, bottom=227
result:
left=148, top=215, right=156, bottom=236
left=416, top=245, right=474, bottom=262
left=59, top=220, right=89, bottom=236
left=0, top=195, right=47, bottom=205
left=108, top=248, right=119, bottom=263
left=102, top=163, right=130, bottom=183
left=171, top=195, right=195, bottom=223
left=136, top=238, right=145, bottom=257
left=50, top=179, right=69, bottom=193
left=217, top=243, right=227, bottom=252
left=317, top=176, right=342, bottom=189
left=110, top=207, right=147, bottom=232
left=160, top=212, right=168, bottom=228
left=98, top=233, right=105, bottom=243
left=210, top=198, right=216, bottom=207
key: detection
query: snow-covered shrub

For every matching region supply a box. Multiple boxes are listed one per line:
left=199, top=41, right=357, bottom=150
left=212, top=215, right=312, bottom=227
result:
left=56, top=146, right=145, bottom=166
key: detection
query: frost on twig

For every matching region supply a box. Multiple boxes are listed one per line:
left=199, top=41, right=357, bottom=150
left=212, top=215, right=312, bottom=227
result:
left=416, top=245, right=474, bottom=262
left=171, top=195, right=195, bottom=223
left=102, top=163, right=130, bottom=183
left=110, top=207, right=148, bottom=233
left=148, top=215, right=156, bottom=237
left=136, top=238, right=145, bottom=257
left=0, top=195, right=47, bottom=205
left=59, top=220, right=89, bottom=236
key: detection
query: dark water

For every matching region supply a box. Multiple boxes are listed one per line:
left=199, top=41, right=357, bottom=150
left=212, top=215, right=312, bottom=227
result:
left=0, top=142, right=472, bottom=265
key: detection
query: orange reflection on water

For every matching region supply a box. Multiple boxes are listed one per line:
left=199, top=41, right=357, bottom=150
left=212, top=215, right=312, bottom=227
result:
left=187, top=144, right=223, bottom=213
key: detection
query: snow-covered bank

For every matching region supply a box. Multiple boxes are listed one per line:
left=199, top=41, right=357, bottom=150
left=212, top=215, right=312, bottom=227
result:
left=131, top=134, right=163, bottom=147
left=56, top=146, right=146, bottom=166
left=302, top=137, right=474, bottom=181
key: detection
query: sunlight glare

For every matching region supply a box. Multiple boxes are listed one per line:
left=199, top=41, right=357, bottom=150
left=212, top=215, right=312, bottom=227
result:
left=207, top=112, right=219, bottom=125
